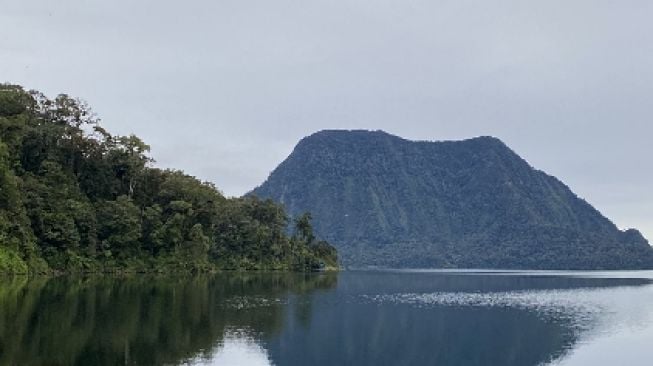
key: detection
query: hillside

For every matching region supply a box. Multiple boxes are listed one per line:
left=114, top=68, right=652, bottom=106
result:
left=0, top=85, right=336, bottom=273
left=252, top=130, right=653, bottom=269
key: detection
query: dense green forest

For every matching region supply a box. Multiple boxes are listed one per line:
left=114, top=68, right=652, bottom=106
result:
left=0, top=84, right=337, bottom=274
left=253, top=129, right=653, bottom=270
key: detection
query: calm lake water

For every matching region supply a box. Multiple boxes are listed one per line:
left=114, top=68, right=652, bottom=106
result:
left=1, top=270, right=653, bottom=366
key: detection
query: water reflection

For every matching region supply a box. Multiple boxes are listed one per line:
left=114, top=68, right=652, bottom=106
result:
left=0, top=273, right=335, bottom=366
left=0, top=271, right=651, bottom=366
left=184, top=330, right=271, bottom=366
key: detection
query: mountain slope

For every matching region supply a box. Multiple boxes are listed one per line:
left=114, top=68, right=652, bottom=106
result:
left=251, top=130, right=653, bottom=269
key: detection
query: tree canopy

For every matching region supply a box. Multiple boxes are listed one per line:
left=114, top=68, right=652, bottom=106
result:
left=0, top=84, right=337, bottom=273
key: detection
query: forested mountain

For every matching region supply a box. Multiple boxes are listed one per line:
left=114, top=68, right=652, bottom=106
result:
left=0, top=85, right=336, bottom=273
left=252, top=130, right=653, bottom=269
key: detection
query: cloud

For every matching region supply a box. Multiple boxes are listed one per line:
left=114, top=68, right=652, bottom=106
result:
left=1, top=0, right=650, bottom=239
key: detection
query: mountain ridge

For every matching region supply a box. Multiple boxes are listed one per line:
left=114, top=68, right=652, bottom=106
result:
left=252, top=129, right=652, bottom=269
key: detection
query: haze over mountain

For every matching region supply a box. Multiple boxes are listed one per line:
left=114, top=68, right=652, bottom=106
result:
left=252, top=130, right=653, bottom=269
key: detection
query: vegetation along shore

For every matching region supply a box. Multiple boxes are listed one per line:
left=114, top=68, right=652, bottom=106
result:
left=0, top=84, right=337, bottom=274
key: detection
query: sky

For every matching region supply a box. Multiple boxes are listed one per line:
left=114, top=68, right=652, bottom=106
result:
left=0, top=0, right=651, bottom=240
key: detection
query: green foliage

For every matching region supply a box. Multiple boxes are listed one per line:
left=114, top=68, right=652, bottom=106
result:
left=0, top=247, right=28, bottom=274
left=295, top=212, right=316, bottom=243
left=253, top=129, right=653, bottom=270
left=211, top=197, right=330, bottom=271
left=0, top=84, right=337, bottom=273
left=96, top=196, right=142, bottom=258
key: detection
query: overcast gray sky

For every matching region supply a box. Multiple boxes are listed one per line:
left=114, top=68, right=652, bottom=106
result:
left=1, top=0, right=651, bottom=240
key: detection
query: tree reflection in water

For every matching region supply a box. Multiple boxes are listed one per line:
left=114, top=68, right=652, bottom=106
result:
left=0, top=273, right=336, bottom=366
left=1, top=271, right=650, bottom=366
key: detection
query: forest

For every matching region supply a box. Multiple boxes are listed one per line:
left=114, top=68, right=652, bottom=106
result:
left=0, top=84, right=337, bottom=274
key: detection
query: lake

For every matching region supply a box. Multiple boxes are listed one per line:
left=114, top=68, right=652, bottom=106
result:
left=1, top=270, right=653, bottom=365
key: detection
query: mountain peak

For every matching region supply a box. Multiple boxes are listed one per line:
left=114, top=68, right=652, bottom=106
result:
left=299, top=129, right=402, bottom=145
left=303, top=129, right=506, bottom=144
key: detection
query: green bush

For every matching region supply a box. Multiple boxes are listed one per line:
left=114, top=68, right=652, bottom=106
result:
left=0, top=247, right=28, bottom=274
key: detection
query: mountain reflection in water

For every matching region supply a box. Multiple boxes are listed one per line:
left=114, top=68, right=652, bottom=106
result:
left=1, top=271, right=652, bottom=366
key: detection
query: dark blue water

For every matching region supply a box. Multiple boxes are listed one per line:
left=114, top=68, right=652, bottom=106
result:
left=1, top=270, right=653, bottom=366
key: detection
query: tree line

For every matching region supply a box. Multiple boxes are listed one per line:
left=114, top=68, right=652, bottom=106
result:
left=0, top=84, right=337, bottom=273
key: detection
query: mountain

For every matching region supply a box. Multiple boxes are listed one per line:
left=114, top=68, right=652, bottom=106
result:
left=251, top=129, right=653, bottom=269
